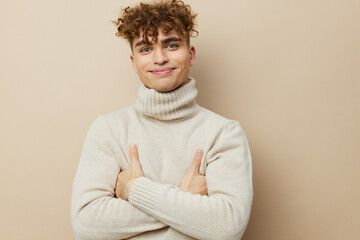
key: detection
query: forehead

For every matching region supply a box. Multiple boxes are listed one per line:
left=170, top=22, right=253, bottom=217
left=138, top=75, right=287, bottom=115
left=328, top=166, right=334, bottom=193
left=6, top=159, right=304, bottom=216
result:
left=132, top=29, right=183, bottom=47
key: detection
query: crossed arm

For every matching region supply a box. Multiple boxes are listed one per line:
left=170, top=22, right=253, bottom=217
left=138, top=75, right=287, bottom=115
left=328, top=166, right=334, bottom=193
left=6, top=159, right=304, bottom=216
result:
left=115, top=144, right=207, bottom=200
left=72, top=144, right=209, bottom=240
left=71, top=118, right=252, bottom=240
left=113, top=141, right=251, bottom=240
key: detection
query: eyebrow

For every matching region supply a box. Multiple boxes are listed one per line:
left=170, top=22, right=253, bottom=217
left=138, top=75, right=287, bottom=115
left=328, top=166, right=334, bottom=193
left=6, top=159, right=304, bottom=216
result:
left=134, top=37, right=183, bottom=49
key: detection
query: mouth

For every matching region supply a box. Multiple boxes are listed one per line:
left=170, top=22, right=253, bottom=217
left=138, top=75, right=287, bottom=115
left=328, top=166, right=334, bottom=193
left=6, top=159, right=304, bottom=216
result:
left=150, top=67, right=175, bottom=76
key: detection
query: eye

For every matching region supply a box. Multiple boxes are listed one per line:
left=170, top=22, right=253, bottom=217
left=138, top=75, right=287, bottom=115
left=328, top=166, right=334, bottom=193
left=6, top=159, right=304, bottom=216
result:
left=167, top=44, right=179, bottom=49
left=140, top=47, right=151, bottom=53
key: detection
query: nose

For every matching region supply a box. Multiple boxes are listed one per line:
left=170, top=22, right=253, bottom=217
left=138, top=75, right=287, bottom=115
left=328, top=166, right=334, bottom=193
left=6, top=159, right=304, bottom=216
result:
left=153, top=48, right=169, bottom=65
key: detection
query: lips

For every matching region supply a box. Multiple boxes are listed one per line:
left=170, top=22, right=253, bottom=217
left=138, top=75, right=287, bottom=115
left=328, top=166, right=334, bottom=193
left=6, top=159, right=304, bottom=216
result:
left=151, top=67, right=175, bottom=75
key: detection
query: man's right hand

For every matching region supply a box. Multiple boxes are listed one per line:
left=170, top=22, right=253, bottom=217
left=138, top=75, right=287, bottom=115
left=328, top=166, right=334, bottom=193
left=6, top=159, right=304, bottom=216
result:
left=179, top=149, right=208, bottom=196
left=115, top=144, right=144, bottom=200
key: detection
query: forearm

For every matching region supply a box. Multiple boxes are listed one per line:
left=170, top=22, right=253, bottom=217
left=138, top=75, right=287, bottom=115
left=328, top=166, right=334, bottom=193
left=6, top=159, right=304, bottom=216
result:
left=71, top=191, right=166, bottom=240
left=71, top=158, right=169, bottom=240
left=128, top=177, right=252, bottom=240
left=71, top=167, right=167, bottom=240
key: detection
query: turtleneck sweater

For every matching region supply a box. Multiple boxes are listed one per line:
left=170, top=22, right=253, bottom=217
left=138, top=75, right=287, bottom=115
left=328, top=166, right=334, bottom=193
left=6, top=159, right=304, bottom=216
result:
left=135, top=78, right=198, bottom=121
left=71, top=78, right=253, bottom=240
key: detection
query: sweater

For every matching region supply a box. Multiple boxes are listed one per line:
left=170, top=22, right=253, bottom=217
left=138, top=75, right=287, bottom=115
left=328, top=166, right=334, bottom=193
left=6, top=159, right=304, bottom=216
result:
left=71, top=77, right=253, bottom=240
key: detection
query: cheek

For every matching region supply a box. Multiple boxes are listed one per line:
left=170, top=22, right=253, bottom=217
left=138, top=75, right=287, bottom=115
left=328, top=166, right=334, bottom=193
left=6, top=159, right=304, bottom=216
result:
left=134, top=61, right=146, bottom=73
left=176, top=55, right=191, bottom=68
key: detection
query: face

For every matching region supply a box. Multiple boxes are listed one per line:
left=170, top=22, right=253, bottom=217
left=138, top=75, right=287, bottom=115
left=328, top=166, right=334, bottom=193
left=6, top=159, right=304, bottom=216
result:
left=130, top=28, right=196, bottom=92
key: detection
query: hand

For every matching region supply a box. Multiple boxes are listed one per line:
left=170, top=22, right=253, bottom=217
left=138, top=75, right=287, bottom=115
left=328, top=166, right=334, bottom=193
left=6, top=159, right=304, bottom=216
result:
left=179, top=149, right=208, bottom=196
left=115, top=144, right=144, bottom=200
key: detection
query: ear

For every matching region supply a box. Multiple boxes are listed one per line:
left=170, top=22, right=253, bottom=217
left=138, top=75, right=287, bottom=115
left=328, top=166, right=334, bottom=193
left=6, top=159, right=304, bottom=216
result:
left=189, top=46, right=196, bottom=66
left=130, top=54, right=138, bottom=73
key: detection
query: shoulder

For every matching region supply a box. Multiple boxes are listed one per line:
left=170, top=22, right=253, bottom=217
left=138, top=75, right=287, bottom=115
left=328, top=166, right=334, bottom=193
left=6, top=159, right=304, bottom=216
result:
left=196, top=106, right=244, bottom=133
left=95, top=105, right=139, bottom=131
left=195, top=106, right=248, bottom=156
left=103, top=105, right=136, bottom=123
left=198, top=108, right=250, bottom=165
left=85, top=105, right=136, bottom=138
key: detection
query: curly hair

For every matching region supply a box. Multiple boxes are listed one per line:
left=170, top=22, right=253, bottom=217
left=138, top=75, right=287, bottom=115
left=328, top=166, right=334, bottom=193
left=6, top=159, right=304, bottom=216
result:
left=113, top=0, right=198, bottom=47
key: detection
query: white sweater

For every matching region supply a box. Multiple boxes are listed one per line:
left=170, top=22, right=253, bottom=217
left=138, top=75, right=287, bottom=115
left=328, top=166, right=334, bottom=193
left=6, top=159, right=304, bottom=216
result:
left=71, top=78, right=253, bottom=240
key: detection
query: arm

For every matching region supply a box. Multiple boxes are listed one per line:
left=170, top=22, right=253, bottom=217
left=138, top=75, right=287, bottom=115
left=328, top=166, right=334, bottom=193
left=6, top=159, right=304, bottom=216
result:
left=127, top=122, right=253, bottom=240
left=116, top=147, right=208, bottom=200
left=70, top=117, right=167, bottom=240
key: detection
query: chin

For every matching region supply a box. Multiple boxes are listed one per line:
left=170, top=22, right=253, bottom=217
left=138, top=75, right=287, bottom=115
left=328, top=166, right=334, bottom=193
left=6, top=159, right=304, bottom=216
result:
left=154, top=86, right=175, bottom=93
left=152, top=81, right=180, bottom=93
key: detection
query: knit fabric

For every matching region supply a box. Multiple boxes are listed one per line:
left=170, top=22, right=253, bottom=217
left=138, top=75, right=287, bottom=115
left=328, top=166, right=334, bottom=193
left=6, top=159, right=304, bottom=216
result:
left=135, top=78, right=198, bottom=121
left=71, top=78, right=253, bottom=240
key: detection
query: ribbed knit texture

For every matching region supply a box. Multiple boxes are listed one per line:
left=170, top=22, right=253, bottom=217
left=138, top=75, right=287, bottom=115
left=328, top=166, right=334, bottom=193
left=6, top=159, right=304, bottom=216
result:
left=135, top=77, right=198, bottom=120
left=71, top=78, right=253, bottom=240
left=129, top=177, right=162, bottom=212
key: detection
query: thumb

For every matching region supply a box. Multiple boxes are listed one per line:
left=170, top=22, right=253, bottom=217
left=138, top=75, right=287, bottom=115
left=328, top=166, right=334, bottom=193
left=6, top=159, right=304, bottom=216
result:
left=129, top=144, right=140, bottom=166
left=190, top=149, right=203, bottom=172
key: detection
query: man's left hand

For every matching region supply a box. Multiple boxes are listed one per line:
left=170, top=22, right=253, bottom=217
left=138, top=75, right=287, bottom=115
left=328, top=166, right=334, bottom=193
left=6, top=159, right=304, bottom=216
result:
left=115, top=144, right=144, bottom=200
left=179, top=149, right=208, bottom=195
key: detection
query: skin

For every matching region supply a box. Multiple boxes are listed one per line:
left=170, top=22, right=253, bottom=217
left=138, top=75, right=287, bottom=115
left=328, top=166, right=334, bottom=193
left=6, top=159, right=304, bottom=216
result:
left=179, top=149, right=208, bottom=195
left=130, top=28, right=196, bottom=93
left=115, top=28, right=207, bottom=200
left=115, top=144, right=144, bottom=200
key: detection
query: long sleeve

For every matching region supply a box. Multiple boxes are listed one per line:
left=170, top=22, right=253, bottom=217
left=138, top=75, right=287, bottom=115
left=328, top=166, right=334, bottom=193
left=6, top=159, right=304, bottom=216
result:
left=71, top=117, right=167, bottom=240
left=128, top=122, right=253, bottom=240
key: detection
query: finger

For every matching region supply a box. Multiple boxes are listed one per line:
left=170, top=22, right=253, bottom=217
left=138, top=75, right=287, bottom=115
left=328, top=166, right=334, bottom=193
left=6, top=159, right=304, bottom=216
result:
left=129, top=144, right=139, bottom=166
left=190, top=149, right=203, bottom=171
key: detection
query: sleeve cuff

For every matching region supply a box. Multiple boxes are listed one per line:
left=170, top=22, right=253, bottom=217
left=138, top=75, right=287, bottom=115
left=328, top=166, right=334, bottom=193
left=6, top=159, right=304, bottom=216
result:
left=129, top=177, right=163, bottom=214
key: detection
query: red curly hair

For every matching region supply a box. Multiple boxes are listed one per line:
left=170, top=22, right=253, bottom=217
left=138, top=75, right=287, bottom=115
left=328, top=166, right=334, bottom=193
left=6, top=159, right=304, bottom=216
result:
left=113, top=0, right=198, bottom=47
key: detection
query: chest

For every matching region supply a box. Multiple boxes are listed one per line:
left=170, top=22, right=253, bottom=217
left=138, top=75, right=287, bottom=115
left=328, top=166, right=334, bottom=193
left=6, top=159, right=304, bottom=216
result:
left=116, top=120, right=208, bottom=186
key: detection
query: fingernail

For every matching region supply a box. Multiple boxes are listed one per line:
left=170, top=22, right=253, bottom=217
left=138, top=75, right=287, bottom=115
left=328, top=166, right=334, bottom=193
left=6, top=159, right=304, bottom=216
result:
left=130, top=144, right=136, bottom=149
left=196, top=149, right=202, bottom=155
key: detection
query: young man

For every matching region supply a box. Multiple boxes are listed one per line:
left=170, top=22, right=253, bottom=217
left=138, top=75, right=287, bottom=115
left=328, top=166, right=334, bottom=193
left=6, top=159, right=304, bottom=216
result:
left=71, top=1, right=253, bottom=239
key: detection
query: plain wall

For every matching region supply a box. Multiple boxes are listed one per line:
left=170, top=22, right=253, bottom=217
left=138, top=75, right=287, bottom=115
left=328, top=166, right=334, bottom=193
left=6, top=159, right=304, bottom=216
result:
left=1, top=0, right=359, bottom=239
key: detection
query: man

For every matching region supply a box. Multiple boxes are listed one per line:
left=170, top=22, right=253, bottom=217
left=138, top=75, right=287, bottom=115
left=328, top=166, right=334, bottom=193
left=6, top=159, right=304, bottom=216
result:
left=71, top=0, right=253, bottom=239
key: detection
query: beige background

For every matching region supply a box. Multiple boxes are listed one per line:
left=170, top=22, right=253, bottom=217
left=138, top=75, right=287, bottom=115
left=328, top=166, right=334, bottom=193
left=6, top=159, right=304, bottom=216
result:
left=1, top=0, right=359, bottom=239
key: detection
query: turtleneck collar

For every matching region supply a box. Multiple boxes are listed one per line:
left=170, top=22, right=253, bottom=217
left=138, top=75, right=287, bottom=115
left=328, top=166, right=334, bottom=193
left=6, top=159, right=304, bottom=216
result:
left=135, top=77, right=199, bottom=121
